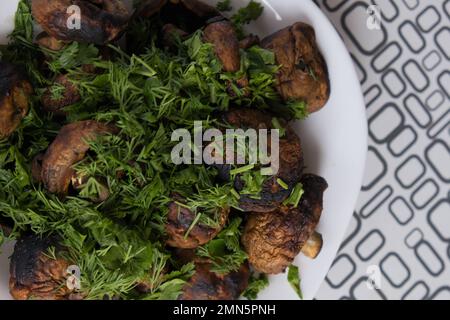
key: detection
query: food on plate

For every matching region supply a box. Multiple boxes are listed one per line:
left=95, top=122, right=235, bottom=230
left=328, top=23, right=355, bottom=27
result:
left=203, top=20, right=241, bottom=73
left=9, top=235, right=71, bottom=300
left=35, top=32, right=67, bottom=51
left=41, top=75, right=81, bottom=114
left=0, top=0, right=331, bottom=300
left=165, top=198, right=229, bottom=249
left=0, top=62, right=33, bottom=139
left=179, top=261, right=250, bottom=300
left=31, top=0, right=129, bottom=44
left=262, top=22, right=330, bottom=113
left=40, top=121, right=116, bottom=195
left=223, top=108, right=304, bottom=213
left=242, top=174, right=328, bottom=274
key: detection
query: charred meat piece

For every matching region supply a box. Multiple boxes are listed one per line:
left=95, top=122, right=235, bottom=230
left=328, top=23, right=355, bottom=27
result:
left=9, top=235, right=71, bottom=300
left=135, top=0, right=168, bottom=18
left=31, top=0, right=129, bottom=45
left=239, top=34, right=260, bottom=49
left=41, top=75, right=81, bottom=115
left=262, top=22, right=330, bottom=113
left=35, top=32, right=67, bottom=51
left=138, top=0, right=221, bottom=33
left=223, top=108, right=304, bottom=213
left=161, top=24, right=189, bottom=49
left=0, top=62, right=33, bottom=140
left=179, top=262, right=249, bottom=300
left=40, top=120, right=116, bottom=195
left=203, top=20, right=241, bottom=73
left=165, top=199, right=229, bottom=249
left=0, top=218, right=13, bottom=237
left=242, top=174, right=328, bottom=274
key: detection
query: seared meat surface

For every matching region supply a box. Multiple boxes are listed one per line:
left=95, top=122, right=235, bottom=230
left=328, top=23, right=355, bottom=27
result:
left=203, top=21, right=241, bottom=73
left=165, top=199, right=229, bottom=249
left=31, top=0, right=129, bottom=45
left=40, top=120, right=116, bottom=195
left=179, top=262, right=249, bottom=300
left=223, top=109, right=304, bottom=212
left=41, top=75, right=81, bottom=115
left=262, top=22, right=330, bottom=113
left=35, top=32, right=67, bottom=51
left=0, top=62, right=33, bottom=140
left=9, top=235, right=71, bottom=300
left=242, top=174, right=327, bottom=274
left=137, top=0, right=220, bottom=33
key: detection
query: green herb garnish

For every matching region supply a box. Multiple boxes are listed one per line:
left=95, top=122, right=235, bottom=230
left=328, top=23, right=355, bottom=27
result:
left=287, top=265, right=303, bottom=299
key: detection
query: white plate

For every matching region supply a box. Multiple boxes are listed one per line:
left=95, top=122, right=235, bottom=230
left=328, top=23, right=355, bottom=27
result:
left=0, top=0, right=367, bottom=300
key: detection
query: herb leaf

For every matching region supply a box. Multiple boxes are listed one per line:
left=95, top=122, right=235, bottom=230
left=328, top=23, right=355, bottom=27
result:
left=287, top=265, right=303, bottom=299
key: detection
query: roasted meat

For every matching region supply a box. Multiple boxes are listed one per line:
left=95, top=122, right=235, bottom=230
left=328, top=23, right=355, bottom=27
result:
left=137, top=0, right=220, bottom=32
left=223, top=108, right=304, bottom=213
left=31, top=0, right=129, bottom=45
left=239, top=34, right=260, bottom=49
left=165, top=199, right=229, bottom=249
left=262, top=22, right=330, bottom=113
left=161, top=24, right=189, bottom=49
left=203, top=20, right=241, bottom=73
left=9, top=235, right=71, bottom=300
left=41, top=75, right=81, bottom=115
left=136, top=0, right=168, bottom=17
left=40, top=120, right=116, bottom=195
left=242, top=174, right=328, bottom=274
left=35, top=32, right=67, bottom=51
left=0, top=62, right=33, bottom=140
left=179, top=262, right=249, bottom=300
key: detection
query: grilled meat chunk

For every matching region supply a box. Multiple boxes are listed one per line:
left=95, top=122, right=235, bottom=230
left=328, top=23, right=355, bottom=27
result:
left=242, top=174, right=328, bottom=274
left=223, top=108, right=304, bottom=212
left=239, top=34, right=260, bottom=49
left=9, top=235, right=71, bottom=300
left=203, top=21, right=241, bottom=73
left=161, top=23, right=189, bottom=48
left=35, top=32, right=67, bottom=51
left=179, top=262, right=249, bottom=300
left=262, top=22, right=330, bottom=113
left=31, top=0, right=129, bottom=45
left=165, top=199, right=229, bottom=249
left=41, top=75, right=80, bottom=115
left=137, top=0, right=220, bottom=32
left=40, top=121, right=116, bottom=195
left=0, top=62, right=33, bottom=140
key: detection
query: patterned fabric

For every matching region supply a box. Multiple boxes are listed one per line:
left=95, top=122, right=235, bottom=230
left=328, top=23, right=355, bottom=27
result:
left=313, top=0, right=450, bottom=300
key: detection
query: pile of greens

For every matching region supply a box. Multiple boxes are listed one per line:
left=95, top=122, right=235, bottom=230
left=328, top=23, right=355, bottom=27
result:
left=0, top=0, right=307, bottom=299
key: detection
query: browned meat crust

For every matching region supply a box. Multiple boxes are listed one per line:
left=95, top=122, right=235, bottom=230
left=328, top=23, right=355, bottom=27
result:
left=223, top=108, right=304, bottom=212
left=262, top=22, right=330, bottom=113
left=203, top=21, right=241, bottom=73
left=161, top=23, right=189, bottom=48
left=35, top=32, right=67, bottom=51
left=165, top=199, right=229, bottom=249
left=31, top=0, right=129, bottom=45
left=179, top=262, right=249, bottom=300
left=136, top=0, right=168, bottom=18
left=239, top=34, right=260, bottom=49
left=9, top=235, right=71, bottom=300
left=137, top=0, right=220, bottom=33
left=242, top=174, right=328, bottom=274
left=40, top=120, right=116, bottom=195
left=41, top=75, right=81, bottom=115
left=0, top=62, right=33, bottom=140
